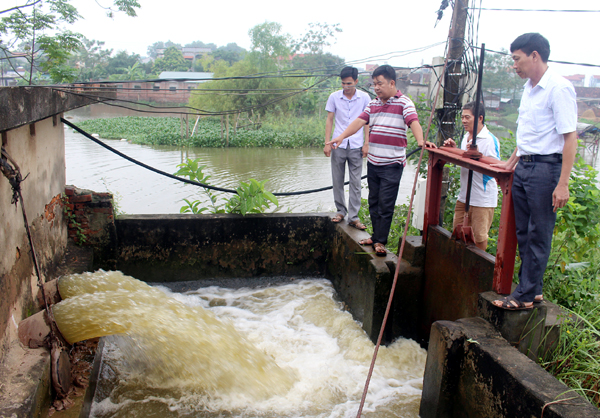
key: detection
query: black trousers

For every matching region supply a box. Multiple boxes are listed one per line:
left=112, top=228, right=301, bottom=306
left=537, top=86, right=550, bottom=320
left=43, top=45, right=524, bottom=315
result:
left=367, top=162, right=404, bottom=245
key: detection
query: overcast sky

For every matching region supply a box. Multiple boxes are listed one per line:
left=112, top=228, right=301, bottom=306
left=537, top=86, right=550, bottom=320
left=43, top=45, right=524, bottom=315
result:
left=65, top=0, right=600, bottom=81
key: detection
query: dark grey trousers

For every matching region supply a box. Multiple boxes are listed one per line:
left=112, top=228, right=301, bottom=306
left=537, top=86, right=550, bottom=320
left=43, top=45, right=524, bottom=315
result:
left=331, top=147, right=363, bottom=222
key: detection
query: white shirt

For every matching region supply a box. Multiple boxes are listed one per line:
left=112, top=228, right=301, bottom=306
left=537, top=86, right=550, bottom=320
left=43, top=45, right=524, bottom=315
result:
left=325, top=89, right=371, bottom=149
left=458, top=126, right=500, bottom=208
left=516, top=67, right=577, bottom=156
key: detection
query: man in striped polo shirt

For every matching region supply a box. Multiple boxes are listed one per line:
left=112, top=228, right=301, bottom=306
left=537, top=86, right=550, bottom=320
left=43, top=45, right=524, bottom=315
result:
left=327, top=65, right=436, bottom=256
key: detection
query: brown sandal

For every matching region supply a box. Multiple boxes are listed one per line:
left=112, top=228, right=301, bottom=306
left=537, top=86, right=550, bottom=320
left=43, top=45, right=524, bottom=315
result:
left=359, top=238, right=373, bottom=246
left=373, top=243, right=387, bottom=257
left=349, top=220, right=367, bottom=230
left=332, top=214, right=344, bottom=223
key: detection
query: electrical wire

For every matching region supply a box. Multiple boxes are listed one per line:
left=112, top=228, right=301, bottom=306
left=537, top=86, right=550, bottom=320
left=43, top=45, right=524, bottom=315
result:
left=61, top=117, right=423, bottom=196
left=469, top=8, right=600, bottom=13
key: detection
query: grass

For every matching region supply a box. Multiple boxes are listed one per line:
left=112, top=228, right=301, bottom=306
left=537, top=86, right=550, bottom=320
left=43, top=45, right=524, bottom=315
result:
left=75, top=116, right=325, bottom=148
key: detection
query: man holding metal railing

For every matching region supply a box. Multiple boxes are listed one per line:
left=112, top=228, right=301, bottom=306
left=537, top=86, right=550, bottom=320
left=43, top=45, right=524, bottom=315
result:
left=443, top=101, right=501, bottom=251
left=492, top=33, right=578, bottom=311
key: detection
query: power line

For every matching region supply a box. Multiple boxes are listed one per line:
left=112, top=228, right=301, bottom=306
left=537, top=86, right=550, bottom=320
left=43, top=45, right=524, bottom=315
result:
left=476, top=46, right=600, bottom=69
left=469, top=8, right=600, bottom=13
left=62, top=117, right=424, bottom=197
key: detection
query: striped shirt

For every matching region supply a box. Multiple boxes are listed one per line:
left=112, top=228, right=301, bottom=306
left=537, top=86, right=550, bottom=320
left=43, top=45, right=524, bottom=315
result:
left=358, top=90, right=419, bottom=166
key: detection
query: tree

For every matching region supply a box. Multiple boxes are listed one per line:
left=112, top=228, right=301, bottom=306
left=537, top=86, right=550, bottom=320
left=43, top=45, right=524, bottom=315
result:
left=69, top=37, right=113, bottom=82
left=292, top=22, right=342, bottom=55
left=0, top=0, right=140, bottom=84
left=109, top=61, right=145, bottom=81
left=147, top=40, right=181, bottom=59
left=248, top=21, right=291, bottom=71
left=482, top=49, right=523, bottom=103
left=106, top=50, right=141, bottom=77
left=152, top=46, right=189, bottom=74
left=184, top=40, right=216, bottom=51
left=212, top=43, right=246, bottom=65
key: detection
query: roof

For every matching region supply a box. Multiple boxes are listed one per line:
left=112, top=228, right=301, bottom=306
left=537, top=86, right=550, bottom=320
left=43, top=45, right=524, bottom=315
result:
left=158, top=72, right=214, bottom=83
left=577, top=122, right=600, bottom=135
left=564, top=74, right=585, bottom=81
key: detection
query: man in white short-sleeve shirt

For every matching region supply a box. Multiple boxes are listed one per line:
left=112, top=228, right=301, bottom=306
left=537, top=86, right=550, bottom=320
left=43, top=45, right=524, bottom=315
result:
left=492, top=33, right=578, bottom=311
left=444, top=102, right=501, bottom=251
left=324, top=66, right=371, bottom=229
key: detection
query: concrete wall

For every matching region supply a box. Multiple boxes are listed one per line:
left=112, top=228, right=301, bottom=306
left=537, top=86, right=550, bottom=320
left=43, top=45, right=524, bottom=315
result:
left=91, top=213, right=426, bottom=345
left=420, top=318, right=600, bottom=417
left=0, top=119, right=68, bottom=362
left=1, top=87, right=96, bottom=363
left=421, top=226, right=495, bottom=340
left=99, top=213, right=332, bottom=282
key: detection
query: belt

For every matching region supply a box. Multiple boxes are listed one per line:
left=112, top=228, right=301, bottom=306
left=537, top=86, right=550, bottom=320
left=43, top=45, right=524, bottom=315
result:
left=520, top=154, right=562, bottom=163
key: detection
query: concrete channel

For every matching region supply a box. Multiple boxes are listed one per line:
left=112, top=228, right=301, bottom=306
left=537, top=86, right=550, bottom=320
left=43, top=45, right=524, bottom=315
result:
left=1, top=88, right=599, bottom=417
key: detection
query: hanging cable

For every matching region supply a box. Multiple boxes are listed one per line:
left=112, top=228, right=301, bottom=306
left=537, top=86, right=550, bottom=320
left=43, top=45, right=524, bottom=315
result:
left=62, top=117, right=423, bottom=197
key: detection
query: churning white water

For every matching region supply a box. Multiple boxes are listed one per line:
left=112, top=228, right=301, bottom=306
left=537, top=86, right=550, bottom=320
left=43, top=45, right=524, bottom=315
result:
left=53, top=271, right=426, bottom=417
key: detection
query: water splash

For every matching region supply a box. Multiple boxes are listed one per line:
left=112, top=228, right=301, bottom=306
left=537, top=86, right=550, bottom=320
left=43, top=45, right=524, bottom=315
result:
left=52, top=271, right=296, bottom=400
left=52, top=271, right=427, bottom=417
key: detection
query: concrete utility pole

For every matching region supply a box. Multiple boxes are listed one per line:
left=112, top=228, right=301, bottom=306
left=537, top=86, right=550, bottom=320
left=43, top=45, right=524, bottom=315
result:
left=436, top=0, right=470, bottom=226
left=436, top=0, right=469, bottom=145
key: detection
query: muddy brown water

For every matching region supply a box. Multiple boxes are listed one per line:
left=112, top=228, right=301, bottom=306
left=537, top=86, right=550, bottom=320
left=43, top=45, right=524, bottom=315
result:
left=64, top=105, right=418, bottom=215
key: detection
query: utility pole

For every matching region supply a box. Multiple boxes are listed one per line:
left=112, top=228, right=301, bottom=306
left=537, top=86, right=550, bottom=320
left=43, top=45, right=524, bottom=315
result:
left=435, top=0, right=470, bottom=226
left=437, top=0, right=469, bottom=145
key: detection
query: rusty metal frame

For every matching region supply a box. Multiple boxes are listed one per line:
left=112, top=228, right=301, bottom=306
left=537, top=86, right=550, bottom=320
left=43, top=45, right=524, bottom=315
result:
left=422, top=147, right=516, bottom=294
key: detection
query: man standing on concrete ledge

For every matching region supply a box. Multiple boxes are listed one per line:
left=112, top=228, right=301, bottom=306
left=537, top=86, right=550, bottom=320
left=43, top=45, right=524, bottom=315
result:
left=327, top=64, right=436, bottom=256
left=492, top=33, right=578, bottom=310
left=324, top=66, right=371, bottom=230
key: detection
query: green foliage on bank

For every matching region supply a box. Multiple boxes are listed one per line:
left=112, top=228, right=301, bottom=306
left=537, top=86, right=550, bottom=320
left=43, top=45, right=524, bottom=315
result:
left=75, top=116, right=326, bottom=148
left=173, top=158, right=278, bottom=215
left=358, top=136, right=600, bottom=408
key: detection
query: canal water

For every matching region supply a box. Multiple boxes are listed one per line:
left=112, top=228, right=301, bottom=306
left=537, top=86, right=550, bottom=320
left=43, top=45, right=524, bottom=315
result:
left=64, top=106, right=418, bottom=215
left=52, top=271, right=427, bottom=417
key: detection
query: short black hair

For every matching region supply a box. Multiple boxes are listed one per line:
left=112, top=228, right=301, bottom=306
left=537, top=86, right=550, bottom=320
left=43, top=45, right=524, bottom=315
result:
left=340, top=66, right=358, bottom=80
left=462, top=101, right=485, bottom=123
left=510, top=33, right=550, bottom=63
left=372, top=64, right=396, bottom=84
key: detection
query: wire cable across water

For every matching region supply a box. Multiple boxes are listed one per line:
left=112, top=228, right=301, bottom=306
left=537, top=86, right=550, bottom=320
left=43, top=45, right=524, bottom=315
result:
left=62, top=117, right=422, bottom=197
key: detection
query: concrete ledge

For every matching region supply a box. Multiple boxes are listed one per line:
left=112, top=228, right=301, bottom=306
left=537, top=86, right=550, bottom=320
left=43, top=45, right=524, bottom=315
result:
left=0, top=341, right=51, bottom=418
left=327, top=223, right=425, bottom=344
left=0, top=87, right=104, bottom=132
left=420, top=317, right=600, bottom=417
left=478, top=291, right=552, bottom=361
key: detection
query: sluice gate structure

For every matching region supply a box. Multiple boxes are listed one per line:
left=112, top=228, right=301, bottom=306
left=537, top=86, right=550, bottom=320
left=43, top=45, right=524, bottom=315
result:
left=1, top=87, right=599, bottom=417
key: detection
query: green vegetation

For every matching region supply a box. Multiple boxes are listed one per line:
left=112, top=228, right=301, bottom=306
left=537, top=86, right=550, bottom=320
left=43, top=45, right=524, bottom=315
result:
left=358, top=137, right=600, bottom=408
left=173, top=158, right=278, bottom=215
left=538, top=158, right=600, bottom=408
left=0, top=0, right=140, bottom=84
left=75, top=116, right=326, bottom=148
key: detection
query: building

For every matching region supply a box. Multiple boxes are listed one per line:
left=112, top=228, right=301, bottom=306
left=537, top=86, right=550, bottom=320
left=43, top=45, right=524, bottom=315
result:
left=564, top=74, right=585, bottom=87
left=156, top=47, right=211, bottom=61
left=110, top=72, right=213, bottom=104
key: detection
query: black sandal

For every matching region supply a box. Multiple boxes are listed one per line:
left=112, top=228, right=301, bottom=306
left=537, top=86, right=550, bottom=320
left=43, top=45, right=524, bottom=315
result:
left=493, top=295, right=533, bottom=311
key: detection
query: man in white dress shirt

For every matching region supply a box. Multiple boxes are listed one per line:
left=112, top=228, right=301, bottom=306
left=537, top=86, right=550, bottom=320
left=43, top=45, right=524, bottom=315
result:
left=492, top=33, right=578, bottom=310
left=324, top=66, right=371, bottom=229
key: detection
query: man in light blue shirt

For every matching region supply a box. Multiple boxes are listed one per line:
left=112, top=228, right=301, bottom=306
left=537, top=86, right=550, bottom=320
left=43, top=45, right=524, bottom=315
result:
left=324, top=66, right=371, bottom=229
left=492, top=33, right=578, bottom=310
